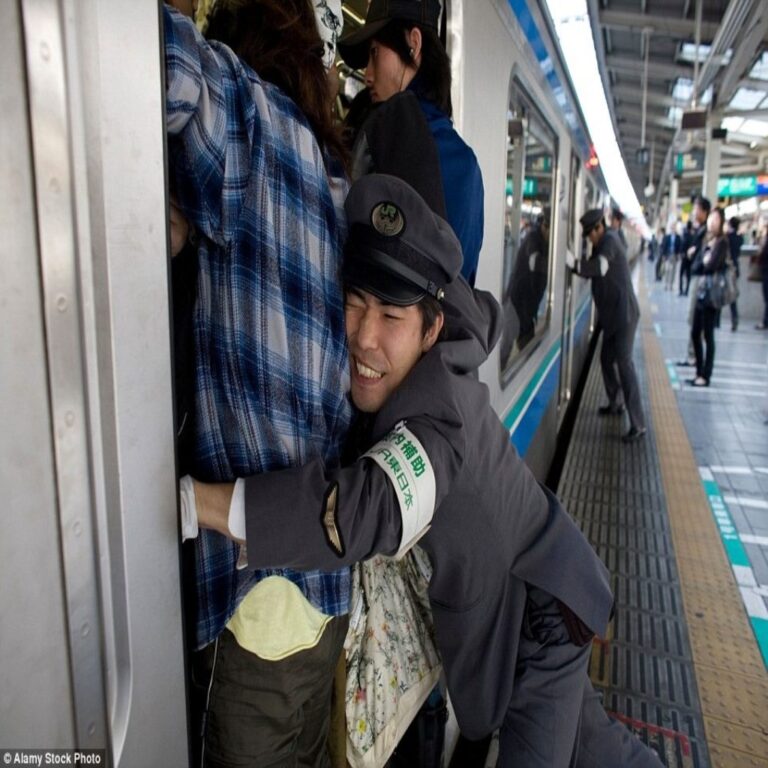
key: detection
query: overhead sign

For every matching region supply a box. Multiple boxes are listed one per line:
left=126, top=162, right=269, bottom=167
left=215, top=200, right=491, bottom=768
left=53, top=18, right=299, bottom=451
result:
left=716, top=175, right=768, bottom=197
left=676, top=150, right=705, bottom=173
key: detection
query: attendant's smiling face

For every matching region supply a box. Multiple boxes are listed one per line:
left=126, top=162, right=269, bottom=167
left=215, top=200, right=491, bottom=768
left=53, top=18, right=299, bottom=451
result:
left=344, top=287, right=442, bottom=412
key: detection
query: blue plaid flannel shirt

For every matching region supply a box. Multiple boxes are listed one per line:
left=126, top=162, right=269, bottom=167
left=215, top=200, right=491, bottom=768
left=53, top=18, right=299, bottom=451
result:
left=164, top=7, right=353, bottom=650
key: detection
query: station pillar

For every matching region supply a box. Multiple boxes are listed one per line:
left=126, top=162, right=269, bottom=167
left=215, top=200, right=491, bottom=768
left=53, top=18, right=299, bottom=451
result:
left=702, top=116, right=722, bottom=203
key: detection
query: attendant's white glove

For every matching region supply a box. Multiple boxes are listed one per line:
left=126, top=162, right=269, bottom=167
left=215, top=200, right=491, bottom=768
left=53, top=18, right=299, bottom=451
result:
left=179, top=475, right=198, bottom=541
left=565, top=250, right=576, bottom=271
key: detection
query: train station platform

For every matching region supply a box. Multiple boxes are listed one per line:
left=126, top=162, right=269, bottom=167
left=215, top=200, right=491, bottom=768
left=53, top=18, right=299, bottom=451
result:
left=557, top=259, right=768, bottom=768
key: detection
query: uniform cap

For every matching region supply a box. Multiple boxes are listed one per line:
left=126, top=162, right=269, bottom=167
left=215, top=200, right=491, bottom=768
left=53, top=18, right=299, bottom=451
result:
left=580, top=208, right=604, bottom=235
left=343, top=174, right=461, bottom=306
left=338, top=0, right=441, bottom=70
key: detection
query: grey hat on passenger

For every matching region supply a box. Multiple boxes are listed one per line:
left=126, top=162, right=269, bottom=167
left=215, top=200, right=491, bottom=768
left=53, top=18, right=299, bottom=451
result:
left=343, top=174, right=461, bottom=306
left=580, top=208, right=605, bottom=236
left=338, top=0, right=441, bottom=69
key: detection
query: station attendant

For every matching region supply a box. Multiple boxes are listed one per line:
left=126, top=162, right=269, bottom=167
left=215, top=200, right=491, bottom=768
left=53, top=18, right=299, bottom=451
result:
left=567, top=209, right=646, bottom=443
left=186, top=175, right=663, bottom=767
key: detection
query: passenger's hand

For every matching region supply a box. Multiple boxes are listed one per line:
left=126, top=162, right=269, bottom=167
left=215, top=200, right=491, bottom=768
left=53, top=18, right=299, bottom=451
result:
left=169, top=198, right=190, bottom=257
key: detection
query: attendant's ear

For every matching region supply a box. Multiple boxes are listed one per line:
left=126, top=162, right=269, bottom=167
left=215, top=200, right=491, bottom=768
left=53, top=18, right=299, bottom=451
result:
left=422, top=313, right=444, bottom=353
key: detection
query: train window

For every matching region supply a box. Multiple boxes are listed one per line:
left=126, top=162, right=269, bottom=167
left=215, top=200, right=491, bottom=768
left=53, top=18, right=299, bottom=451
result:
left=500, top=78, right=558, bottom=382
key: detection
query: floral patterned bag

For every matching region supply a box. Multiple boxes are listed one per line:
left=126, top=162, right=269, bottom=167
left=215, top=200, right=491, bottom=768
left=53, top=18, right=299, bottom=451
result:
left=344, top=546, right=442, bottom=768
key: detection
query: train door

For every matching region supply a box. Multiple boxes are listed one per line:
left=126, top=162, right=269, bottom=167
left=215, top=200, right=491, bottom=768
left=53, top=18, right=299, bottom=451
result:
left=557, top=152, right=581, bottom=423
left=1, top=3, right=188, bottom=765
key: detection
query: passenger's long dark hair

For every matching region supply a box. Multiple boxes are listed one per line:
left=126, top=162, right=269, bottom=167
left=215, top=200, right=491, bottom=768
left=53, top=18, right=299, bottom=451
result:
left=206, top=0, right=348, bottom=171
left=373, top=20, right=453, bottom=117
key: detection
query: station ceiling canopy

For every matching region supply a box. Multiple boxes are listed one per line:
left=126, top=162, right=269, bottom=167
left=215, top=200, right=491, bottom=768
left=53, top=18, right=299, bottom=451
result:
left=589, top=0, right=768, bottom=213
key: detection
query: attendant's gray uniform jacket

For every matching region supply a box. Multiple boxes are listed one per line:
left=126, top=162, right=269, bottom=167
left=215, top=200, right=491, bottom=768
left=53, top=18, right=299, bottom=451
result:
left=243, top=279, right=613, bottom=739
left=579, top=229, right=639, bottom=334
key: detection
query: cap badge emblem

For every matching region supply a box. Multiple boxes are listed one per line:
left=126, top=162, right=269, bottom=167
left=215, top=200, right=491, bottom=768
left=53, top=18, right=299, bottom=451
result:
left=371, top=202, right=405, bottom=236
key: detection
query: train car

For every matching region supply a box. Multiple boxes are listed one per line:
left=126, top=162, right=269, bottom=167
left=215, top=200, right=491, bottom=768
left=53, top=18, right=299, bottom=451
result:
left=1, top=0, right=638, bottom=764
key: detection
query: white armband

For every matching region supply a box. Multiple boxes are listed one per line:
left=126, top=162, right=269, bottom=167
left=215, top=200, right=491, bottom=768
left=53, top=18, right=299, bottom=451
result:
left=363, top=421, right=437, bottom=559
left=598, top=255, right=609, bottom=276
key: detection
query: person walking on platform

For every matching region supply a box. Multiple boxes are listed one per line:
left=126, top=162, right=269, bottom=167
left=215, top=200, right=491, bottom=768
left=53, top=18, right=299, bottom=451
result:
left=338, top=0, right=484, bottom=286
left=567, top=209, right=647, bottom=443
left=186, top=174, right=664, bottom=768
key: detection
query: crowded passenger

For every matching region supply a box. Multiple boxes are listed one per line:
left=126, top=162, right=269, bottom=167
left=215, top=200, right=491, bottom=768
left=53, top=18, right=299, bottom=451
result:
left=338, top=0, right=484, bottom=285
left=164, top=1, right=353, bottom=765
left=567, top=209, right=647, bottom=443
left=186, top=174, right=664, bottom=768
left=688, top=207, right=730, bottom=388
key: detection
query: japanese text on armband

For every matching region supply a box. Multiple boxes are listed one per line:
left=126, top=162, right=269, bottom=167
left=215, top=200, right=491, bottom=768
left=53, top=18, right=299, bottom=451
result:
left=363, top=421, right=436, bottom=558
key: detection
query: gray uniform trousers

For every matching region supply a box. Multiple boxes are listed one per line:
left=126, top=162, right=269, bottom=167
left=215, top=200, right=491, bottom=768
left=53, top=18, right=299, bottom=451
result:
left=599, top=316, right=645, bottom=431
left=499, top=587, right=661, bottom=767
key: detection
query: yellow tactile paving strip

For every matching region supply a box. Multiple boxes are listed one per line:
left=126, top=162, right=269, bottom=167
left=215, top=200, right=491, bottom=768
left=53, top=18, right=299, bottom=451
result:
left=638, top=275, right=768, bottom=768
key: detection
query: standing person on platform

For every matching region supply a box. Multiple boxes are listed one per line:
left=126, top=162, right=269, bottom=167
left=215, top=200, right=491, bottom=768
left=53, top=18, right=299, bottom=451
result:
left=164, top=2, right=354, bottom=766
left=567, top=209, right=646, bottom=443
left=661, top=224, right=682, bottom=291
left=755, top=228, right=768, bottom=330
left=678, top=197, right=711, bottom=367
left=688, top=207, right=729, bottom=387
left=679, top=218, right=695, bottom=296
left=338, top=0, right=484, bottom=286
left=185, top=174, right=664, bottom=768
left=727, top=216, right=743, bottom=331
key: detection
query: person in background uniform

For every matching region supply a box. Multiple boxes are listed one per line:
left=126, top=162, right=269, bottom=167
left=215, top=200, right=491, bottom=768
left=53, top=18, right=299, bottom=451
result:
left=567, top=209, right=646, bottom=443
left=611, top=206, right=628, bottom=249
left=505, top=208, right=550, bottom=351
left=185, top=174, right=664, bottom=768
left=164, top=2, right=354, bottom=765
left=339, top=0, right=484, bottom=286
left=727, top=216, right=743, bottom=331
left=688, top=207, right=729, bottom=387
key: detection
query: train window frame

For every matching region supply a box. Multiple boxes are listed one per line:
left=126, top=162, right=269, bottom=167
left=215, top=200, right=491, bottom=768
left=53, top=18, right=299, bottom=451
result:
left=499, top=76, right=559, bottom=387
left=567, top=152, right=580, bottom=251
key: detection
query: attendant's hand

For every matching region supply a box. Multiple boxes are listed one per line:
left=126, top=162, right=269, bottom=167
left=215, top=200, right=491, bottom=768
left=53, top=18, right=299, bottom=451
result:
left=195, top=480, right=241, bottom=541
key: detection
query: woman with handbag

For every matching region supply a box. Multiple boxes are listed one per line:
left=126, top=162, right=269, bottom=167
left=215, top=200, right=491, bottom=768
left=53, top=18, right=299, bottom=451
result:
left=689, top=207, right=729, bottom=387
